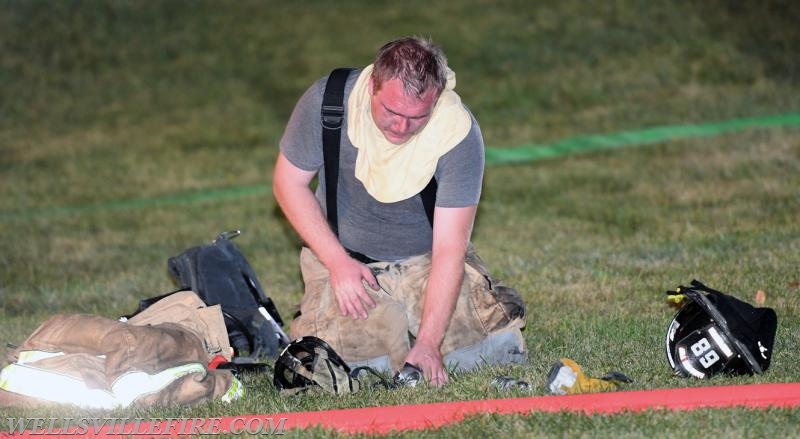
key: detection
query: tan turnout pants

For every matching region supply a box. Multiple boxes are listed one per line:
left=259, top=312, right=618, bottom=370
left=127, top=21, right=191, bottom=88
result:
left=290, top=246, right=527, bottom=372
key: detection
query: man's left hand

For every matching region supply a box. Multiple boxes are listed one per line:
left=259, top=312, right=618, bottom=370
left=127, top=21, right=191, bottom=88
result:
left=404, top=342, right=447, bottom=386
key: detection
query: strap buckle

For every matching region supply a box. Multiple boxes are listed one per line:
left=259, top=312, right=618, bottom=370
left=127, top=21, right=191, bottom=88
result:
left=321, top=105, right=344, bottom=129
left=214, top=229, right=241, bottom=243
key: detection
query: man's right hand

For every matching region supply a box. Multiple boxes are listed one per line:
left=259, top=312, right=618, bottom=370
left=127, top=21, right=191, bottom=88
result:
left=273, top=153, right=378, bottom=319
left=328, top=256, right=378, bottom=319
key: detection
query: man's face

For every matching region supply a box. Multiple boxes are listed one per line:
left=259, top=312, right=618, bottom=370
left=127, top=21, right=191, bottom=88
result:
left=369, top=77, right=439, bottom=145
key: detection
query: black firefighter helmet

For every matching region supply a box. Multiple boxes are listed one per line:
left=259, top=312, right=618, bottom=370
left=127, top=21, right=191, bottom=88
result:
left=665, top=280, right=777, bottom=379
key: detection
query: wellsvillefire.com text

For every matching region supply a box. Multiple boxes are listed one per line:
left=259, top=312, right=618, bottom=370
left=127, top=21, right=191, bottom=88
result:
left=6, top=417, right=288, bottom=436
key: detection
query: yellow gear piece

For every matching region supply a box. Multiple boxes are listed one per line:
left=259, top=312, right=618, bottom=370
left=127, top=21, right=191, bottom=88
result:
left=545, top=358, right=632, bottom=395
left=666, top=286, right=688, bottom=308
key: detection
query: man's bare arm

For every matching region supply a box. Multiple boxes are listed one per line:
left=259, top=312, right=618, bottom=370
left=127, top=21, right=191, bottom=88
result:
left=272, top=152, right=377, bottom=318
left=404, top=205, right=477, bottom=385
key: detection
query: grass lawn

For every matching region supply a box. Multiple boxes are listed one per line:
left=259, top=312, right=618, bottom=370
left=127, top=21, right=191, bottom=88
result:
left=1, top=1, right=799, bottom=437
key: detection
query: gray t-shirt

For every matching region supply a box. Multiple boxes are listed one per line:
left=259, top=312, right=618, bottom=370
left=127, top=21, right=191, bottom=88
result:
left=279, top=69, right=485, bottom=261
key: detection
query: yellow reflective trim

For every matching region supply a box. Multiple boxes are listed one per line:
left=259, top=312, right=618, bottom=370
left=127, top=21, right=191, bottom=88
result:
left=111, top=363, right=206, bottom=406
left=222, top=376, right=245, bottom=403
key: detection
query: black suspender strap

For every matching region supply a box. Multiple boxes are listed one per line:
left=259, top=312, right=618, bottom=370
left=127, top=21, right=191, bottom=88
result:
left=321, top=68, right=354, bottom=236
left=321, top=68, right=437, bottom=242
left=420, top=177, right=437, bottom=227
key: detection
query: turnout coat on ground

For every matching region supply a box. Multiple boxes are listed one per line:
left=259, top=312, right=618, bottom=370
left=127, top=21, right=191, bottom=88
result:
left=0, top=291, right=241, bottom=409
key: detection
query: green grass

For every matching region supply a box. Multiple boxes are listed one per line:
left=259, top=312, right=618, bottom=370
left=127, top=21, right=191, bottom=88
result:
left=2, top=0, right=800, bottom=436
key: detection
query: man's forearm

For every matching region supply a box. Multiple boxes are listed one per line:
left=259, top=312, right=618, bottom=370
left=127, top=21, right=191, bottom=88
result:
left=414, top=206, right=476, bottom=350
left=276, top=189, right=347, bottom=266
left=414, top=245, right=466, bottom=349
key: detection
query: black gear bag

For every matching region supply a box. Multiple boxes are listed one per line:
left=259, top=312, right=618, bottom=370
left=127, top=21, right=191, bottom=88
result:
left=167, top=230, right=290, bottom=360
left=130, top=230, right=289, bottom=362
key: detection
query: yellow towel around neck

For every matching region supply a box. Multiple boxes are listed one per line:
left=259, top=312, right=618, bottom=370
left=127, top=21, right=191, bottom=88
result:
left=347, top=64, right=472, bottom=203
